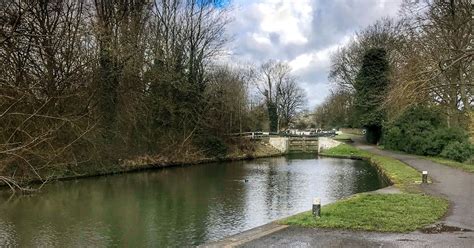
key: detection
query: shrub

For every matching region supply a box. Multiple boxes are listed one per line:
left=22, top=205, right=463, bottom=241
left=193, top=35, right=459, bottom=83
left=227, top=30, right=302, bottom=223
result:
left=424, top=128, right=468, bottom=156
left=440, top=142, right=473, bottom=162
left=383, top=106, right=471, bottom=158
left=406, top=136, right=428, bottom=155
left=383, top=126, right=403, bottom=150
left=194, top=134, right=228, bottom=157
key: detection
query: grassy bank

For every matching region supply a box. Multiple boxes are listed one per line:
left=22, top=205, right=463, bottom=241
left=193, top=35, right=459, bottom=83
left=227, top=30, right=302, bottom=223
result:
left=332, top=133, right=354, bottom=142
left=282, top=194, right=448, bottom=232
left=281, top=144, right=448, bottom=232
left=423, top=156, right=474, bottom=173
left=374, top=144, right=474, bottom=174
left=320, top=144, right=421, bottom=192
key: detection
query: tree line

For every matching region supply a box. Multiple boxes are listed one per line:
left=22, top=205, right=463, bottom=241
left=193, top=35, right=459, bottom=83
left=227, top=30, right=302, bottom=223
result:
left=314, top=0, right=472, bottom=161
left=316, top=0, right=472, bottom=130
left=0, top=0, right=306, bottom=188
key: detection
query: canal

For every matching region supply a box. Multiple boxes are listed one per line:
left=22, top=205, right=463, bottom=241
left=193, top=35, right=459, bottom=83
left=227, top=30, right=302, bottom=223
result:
left=0, top=154, right=387, bottom=247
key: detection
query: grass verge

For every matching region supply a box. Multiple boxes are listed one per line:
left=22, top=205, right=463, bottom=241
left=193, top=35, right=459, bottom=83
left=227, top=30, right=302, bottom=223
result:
left=422, top=156, right=474, bottom=173
left=321, top=144, right=421, bottom=192
left=375, top=145, right=473, bottom=174
left=280, top=193, right=448, bottom=232
left=332, top=133, right=355, bottom=142
left=280, top=144, right=449, bottom=232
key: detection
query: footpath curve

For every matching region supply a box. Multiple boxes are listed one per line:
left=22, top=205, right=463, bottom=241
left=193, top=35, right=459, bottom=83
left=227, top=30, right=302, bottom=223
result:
left=353, top=140, right=474, bottom=230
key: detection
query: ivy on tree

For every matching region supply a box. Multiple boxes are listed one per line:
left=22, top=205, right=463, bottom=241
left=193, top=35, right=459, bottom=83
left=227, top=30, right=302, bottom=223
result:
left=354, top=48, right=389, bottom=144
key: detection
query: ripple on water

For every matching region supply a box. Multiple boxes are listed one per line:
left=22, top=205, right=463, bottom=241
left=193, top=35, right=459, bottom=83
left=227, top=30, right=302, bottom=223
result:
left=0, top=219, right=18, bottom=247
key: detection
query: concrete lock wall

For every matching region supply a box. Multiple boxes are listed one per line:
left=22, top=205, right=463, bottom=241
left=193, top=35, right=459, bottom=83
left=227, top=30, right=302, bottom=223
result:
left=288, top=138, right=318, bottom=153
left=269, top=137, right=341, bottom=154
left=318, top=137, right=341, bottom=153
left=268, top=137, right=289, bottom=153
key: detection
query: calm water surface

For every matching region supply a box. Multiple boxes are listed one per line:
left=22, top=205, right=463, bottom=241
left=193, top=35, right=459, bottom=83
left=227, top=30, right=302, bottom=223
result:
left=0, top=155, right=387, bottom=247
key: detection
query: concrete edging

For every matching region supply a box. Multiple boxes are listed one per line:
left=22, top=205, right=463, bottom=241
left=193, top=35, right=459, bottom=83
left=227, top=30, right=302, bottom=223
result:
left=200, top=222, right=288, bottom=248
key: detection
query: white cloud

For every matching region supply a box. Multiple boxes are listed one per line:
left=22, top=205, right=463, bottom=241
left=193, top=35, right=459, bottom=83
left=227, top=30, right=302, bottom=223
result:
left=228, top=0, right=403, bottom=108
left=289, top=35, right=352, bottom=73
left=251, top=33, right=272, bottom=45
left=289, top=53, right=312, bottom=71
left=256, top=0, right=312, bottom=45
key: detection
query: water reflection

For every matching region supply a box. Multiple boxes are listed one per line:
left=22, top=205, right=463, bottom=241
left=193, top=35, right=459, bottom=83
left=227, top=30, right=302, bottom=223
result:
left=0, top=155, right=386, bottom=247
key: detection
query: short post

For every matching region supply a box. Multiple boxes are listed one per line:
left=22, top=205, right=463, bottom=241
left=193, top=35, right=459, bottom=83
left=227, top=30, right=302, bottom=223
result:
left=422, top=171, right=428, bottom=184
left=312, top=198, right=321, bottom=218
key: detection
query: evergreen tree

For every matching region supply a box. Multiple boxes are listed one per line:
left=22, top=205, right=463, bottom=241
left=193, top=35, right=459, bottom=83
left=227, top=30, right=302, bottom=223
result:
left=267, top=101, right=279, bottom=132
left=354, top=48, right=389, bottom=144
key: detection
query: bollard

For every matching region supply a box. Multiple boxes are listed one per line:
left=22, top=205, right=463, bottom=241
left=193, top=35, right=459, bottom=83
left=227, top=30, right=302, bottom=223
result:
left=422, top=171, right=428, bottom=183
left=312, top=198, right=321, bottom=218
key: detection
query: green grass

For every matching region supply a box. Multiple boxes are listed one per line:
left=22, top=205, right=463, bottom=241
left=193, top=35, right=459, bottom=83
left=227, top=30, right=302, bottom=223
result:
left=332, top=133, right=355, bottom=141
left=280, top=193, right=448, bottom=232
left=377, top=146, right=474, bottom=174
left=321, top=144, right=421, bottom=192
left=321, top=143, right=371, bottom=157
left=423, top=156, right=474, bottom=173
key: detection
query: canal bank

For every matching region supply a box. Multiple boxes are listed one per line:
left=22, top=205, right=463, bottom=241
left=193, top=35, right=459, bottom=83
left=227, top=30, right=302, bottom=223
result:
left=222, top=141, right=473, bottom=247
left=1, top=136, right=344, bottom=191
left=0, top=136, right=345, bottom=191
left=0, top=141, right=283, bottom=191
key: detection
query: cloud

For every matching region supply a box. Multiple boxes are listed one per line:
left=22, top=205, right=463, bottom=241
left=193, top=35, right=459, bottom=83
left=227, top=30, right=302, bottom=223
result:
left=257, top=0, right=312, bottom=45
left=227, top=0, right=403, bottom=108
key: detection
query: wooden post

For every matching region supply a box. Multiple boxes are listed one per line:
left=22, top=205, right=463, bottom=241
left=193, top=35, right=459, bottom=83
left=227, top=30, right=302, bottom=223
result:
left=312, top=198, right=321, bottom=217
left=422, top=171, right=428, bottom=183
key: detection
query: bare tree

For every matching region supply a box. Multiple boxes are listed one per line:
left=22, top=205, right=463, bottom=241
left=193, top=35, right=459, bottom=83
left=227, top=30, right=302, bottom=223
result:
left=0, top=0, right=95, bottom=190
left=329, top=18, right=404, bottom=91
left=329, top=1, right=472, bottom=129
left=140, top=0, right=232, bottom=156
left=385, top=0, right=473, bottom=126
left=255, top=60, right=294, bottom=132
left=0, top=0, right=299, bottom=192
left=277, top=77, right=306, bottom=129
left=203, top=65, right=252, bottom=134
left=312, top=89, right=355, bottom=129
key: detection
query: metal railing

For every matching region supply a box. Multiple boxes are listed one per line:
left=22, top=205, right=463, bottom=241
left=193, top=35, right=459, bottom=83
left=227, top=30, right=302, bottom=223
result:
left=228, top=131, right=336, bottom=139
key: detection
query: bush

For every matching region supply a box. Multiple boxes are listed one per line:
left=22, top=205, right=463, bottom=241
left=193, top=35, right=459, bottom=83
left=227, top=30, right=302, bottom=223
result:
left=193, top=133, right=228, bottom=158
left=406, top=136, right=428, bottom=155
left=440, top=142, right=473, bottom=162
left=424, top=128, right=468, bottom=156
left=383, top=106, right=471, bottom=158
left=383, top=126, right=403, bottom=149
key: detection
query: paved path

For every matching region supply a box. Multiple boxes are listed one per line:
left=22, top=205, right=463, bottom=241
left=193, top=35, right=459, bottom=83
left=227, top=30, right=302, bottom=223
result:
left=237, top=140, right=474, bottom=247
left=353, top=140, right=474, bottom=230
left=240, top=227, right=474, bottom=248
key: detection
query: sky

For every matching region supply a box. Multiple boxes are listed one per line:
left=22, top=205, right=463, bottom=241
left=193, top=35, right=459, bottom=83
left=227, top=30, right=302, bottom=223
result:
left=224, top=0, right=403, bottom=109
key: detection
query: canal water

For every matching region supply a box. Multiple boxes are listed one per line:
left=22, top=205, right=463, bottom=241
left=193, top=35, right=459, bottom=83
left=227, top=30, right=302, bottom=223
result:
left=0, top=154, right=387, bottom=247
